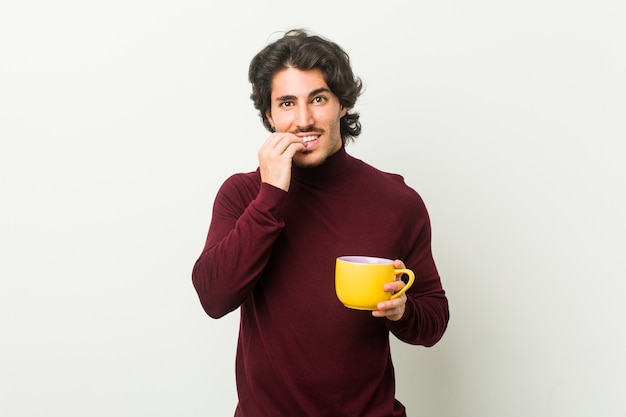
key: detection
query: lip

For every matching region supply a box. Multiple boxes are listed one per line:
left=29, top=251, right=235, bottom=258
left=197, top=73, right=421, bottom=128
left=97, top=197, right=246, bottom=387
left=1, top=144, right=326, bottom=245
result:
left=297, top=133, right=321, bottom=149
left=303, top=138, right=319, bottom=149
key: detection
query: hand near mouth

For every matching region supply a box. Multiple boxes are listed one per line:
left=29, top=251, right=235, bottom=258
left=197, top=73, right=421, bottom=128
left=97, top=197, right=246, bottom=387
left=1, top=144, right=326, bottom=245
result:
left=258, top=132, right=306, bottom=192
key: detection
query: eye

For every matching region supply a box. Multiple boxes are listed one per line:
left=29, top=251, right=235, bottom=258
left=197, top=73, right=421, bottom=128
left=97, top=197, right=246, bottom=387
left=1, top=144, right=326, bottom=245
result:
left=279, top=101, right=294, bottom=108
left=312, top=96, right=327, bottom=104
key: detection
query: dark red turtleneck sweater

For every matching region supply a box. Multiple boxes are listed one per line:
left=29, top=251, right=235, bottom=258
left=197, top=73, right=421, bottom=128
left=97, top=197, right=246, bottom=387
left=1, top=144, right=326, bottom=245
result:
left=192, top=147, right=448, bottom=416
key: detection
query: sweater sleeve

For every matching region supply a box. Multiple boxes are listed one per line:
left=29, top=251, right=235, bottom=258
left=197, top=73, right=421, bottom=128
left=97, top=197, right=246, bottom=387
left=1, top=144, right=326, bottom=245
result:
left=192, top=176, right=287, bottom=318
left=385, top=277, right=449, bottom=346
left=385, top=194, right=449, bottom=346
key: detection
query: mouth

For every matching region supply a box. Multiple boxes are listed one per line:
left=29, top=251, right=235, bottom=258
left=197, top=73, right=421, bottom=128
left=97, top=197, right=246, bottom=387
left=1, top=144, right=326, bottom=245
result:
left=299, top=134, right=320, bottom=149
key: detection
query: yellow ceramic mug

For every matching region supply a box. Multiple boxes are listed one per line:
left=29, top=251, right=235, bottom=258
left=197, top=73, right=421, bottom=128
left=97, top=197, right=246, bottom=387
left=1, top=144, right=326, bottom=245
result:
left=335, top=256, right=415, bottom=310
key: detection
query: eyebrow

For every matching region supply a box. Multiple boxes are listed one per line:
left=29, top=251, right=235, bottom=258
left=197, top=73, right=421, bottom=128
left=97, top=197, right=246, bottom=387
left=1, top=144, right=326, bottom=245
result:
left=275, top=87, right=331, bottom=102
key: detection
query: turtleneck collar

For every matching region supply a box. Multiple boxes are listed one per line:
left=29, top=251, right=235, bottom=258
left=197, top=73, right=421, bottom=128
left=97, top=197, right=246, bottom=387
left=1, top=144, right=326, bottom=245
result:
left=291, top=146, right=353, bottom=184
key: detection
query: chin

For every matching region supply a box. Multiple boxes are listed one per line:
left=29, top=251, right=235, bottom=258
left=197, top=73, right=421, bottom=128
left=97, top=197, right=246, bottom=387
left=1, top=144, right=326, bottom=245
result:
left=294, top=152, right=326, bottom=168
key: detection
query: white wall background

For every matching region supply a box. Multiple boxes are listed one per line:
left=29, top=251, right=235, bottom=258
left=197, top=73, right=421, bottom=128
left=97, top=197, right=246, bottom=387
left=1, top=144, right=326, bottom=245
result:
left=1, top=1, right=624, bottom=416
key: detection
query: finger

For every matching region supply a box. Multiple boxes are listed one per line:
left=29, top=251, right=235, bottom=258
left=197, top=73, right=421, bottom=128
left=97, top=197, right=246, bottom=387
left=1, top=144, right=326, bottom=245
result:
left=284, top=139, right=306, bottom=157
left=381, top=293, right=405, bottom=309
left=383, top=280, right=405, bottom=293
left=393, top=259, right=406, bottom=269
left=372, top=299, right=405, bottom=320
left=264, top=132, right=304, bottom=153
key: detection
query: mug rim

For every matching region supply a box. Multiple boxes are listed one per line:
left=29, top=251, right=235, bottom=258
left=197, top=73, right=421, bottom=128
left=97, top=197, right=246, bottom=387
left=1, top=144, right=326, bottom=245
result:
left=337, top=256, right=393, bottom=265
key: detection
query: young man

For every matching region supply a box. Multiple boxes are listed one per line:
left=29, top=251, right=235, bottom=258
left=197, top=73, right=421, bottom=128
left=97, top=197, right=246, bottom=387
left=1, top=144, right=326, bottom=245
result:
left=192, top=29, right=449, bottom=416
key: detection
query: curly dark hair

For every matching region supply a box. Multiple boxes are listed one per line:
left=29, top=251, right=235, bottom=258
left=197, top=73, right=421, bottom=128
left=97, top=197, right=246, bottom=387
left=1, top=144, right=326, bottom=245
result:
left=248, top=29, right=363, bottom=144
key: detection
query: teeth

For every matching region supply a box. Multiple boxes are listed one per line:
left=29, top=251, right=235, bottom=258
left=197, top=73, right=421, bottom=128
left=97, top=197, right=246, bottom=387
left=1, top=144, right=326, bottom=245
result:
left=302, top=135, right=318, bottom=142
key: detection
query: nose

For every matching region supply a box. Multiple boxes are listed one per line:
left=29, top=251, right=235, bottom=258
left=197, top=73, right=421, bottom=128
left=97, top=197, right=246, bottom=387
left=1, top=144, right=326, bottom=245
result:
left=295, top=104, right=314, bottom=129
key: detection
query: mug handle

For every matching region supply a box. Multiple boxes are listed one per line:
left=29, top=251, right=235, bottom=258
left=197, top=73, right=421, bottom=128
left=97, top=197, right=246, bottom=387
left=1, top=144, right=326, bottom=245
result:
left=390, top=269, right=415, bottom=299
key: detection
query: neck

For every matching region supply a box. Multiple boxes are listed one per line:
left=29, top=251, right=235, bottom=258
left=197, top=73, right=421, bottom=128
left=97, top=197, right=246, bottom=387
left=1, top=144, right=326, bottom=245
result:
left=291, top=146, right=352, bottom=184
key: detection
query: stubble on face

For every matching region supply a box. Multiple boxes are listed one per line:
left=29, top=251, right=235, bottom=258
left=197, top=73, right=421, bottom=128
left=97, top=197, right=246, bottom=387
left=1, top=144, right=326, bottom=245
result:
left=267, top=68, right=346, bottom=168
left=291, top=119, right=343, bottom=168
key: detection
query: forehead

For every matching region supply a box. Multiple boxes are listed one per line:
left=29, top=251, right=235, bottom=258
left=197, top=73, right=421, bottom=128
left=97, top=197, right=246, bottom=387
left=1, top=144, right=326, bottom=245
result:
left=270, top=67, right=329, bottom=98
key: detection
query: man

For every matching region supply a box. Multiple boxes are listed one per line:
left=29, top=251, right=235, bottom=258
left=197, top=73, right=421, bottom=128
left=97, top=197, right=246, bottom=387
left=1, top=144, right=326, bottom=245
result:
left=192, top=29, right=449, bottom=416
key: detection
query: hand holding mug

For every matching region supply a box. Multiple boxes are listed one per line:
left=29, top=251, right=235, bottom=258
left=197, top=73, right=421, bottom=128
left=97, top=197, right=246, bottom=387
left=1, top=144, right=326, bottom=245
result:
left=372, top=259, right=410, bottom=321
left=335, top=256, right=415, bottom=320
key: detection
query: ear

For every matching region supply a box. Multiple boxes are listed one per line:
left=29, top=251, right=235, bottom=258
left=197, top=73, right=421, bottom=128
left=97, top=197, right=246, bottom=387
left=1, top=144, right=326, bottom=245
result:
left=339, top=105, right=348, bottom=118
left=265, top=110, right=275, bottom=130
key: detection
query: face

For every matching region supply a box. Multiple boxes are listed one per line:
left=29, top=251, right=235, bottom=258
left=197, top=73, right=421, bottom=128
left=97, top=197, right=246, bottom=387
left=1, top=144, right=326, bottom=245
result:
left=266, top=67, right=347, bottom=168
